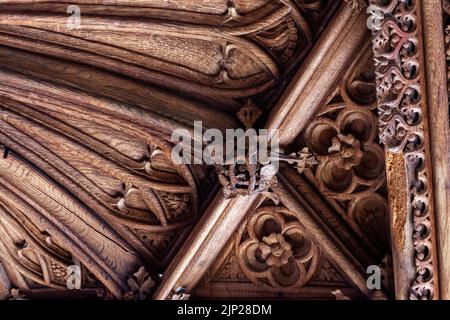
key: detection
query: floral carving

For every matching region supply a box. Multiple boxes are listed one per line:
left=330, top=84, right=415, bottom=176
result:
left=236, top=207, right=319, bottom=287
left=302, top=49, right=389, bottom=259
left=257, top=233, right=293, bottom=267
left=124, top=267, right=155, bottom=300
left=304, top=106, right=385, bottom=199
left=328, top=134, right=364, bottom=170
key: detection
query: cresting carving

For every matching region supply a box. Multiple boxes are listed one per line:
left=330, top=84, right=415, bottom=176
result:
left=215, top=146, right=317, bottom=201
left=235, top=206, right=320, bottom=288
left=368, top=0, right=437, bottom=299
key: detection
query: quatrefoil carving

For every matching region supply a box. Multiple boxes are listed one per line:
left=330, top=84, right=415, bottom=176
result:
left=304, top=106, right=385, bottom=200
left=236, top=207, right=319, bottom=288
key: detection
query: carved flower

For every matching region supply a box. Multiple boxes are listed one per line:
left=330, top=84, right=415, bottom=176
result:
left=257, top=233, right=292, bottom=267
left=237, top=207, right=319, bottom=288
left=328, top=134, right=364, bottom=170
left=304, top=107, right=385, bottom=198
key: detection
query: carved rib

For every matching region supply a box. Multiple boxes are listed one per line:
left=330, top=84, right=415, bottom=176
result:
left=272, top=169, right=373, bottom=298
left=266, top=4, right=369, bottom=146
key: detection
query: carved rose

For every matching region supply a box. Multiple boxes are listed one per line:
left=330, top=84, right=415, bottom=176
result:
left=237, top=207, right=319, bottom=288
left=257, top=233, right=293, bottom=267
left=328, top=134, right=364, bottom=170
left=304, top=107, right=385, bottom=198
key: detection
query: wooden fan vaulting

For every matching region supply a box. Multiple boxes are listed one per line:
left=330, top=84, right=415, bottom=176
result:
left=0, top=0, right=449, bottom=301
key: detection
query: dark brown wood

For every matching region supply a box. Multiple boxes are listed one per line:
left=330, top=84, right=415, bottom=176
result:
left=0, top=0, right=447, bottom=301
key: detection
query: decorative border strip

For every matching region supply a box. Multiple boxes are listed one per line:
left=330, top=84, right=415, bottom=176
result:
left=444, top=2, right=450, bottom=103
left=368, top=0, right=437, bottom=299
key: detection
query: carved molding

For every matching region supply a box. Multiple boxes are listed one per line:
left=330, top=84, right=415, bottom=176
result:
left=368, top=0, right=438, bottom=299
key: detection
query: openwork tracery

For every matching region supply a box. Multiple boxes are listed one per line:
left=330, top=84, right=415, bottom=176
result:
left=235, top=206, right=320, bottom=288
left=368, top=0, right=437, bottom=299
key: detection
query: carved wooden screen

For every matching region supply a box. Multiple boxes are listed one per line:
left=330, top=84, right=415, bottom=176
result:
left=0, top=0, right=448, bottom=301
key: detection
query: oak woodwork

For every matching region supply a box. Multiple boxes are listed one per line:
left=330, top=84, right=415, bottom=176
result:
left=422, top=0, right=450, bottom=300
left=0, top=0, right=447, bottom=301
left=368, top=0, right=441, bottom=300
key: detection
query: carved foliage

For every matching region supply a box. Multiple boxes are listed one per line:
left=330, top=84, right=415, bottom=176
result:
left=305, top=106, right=385, bottom=199
left=369, top=0, right=436, bottom=299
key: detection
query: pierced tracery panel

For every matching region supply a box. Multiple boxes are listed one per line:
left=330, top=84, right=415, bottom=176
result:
left=302, top=48, right=390, bottom=256
left=193, top=203, right=362, bottom=299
